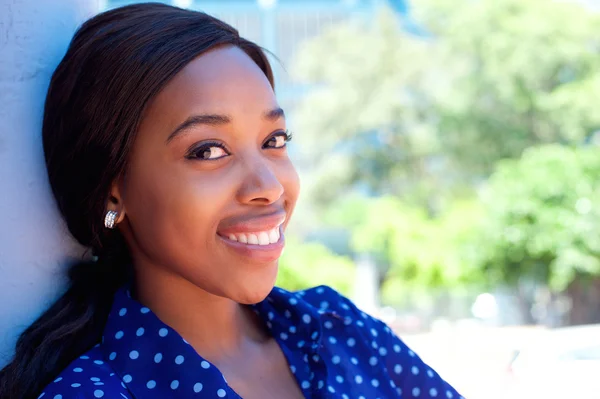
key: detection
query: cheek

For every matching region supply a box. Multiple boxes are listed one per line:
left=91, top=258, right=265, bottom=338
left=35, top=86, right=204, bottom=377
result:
left=122, top=160, right=233, bottom=259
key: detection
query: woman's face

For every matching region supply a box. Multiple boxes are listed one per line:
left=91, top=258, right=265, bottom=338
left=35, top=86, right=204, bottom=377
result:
left=114, top=46, right=300, bottom=304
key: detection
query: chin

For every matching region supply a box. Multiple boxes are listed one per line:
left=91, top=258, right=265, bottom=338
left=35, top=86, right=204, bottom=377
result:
left=234, top=262, right=279, bottom=304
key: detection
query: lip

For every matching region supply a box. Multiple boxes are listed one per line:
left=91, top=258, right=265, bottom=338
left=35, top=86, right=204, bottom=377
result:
left=217, top=225, right=286, bottom=263
left=217, top=211, right=287, bottom=236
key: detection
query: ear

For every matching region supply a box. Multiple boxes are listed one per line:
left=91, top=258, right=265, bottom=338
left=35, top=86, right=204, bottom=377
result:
left=106, top=180, right=126, bottom=225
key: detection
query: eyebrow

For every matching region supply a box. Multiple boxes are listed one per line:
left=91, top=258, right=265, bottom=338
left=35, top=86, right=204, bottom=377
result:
left=166, top=107, right=286, bottom=143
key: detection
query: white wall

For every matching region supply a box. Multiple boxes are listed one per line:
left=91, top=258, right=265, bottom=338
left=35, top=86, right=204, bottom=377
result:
left=0, top=0, right=99, bottom=367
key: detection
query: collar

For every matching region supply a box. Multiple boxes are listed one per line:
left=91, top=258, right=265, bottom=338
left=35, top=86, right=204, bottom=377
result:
left=101, top=285, right=326, bottom=398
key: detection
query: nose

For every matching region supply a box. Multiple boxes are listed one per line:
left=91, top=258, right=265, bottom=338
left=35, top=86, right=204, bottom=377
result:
left=235, top=158, right=284, bottom=205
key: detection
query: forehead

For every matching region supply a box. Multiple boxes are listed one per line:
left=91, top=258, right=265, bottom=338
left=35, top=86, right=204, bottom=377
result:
left=147, top=46, right=276, bottom=124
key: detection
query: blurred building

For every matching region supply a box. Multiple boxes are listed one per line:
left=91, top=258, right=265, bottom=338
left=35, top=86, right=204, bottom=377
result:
left=104, top=0, right=409, bottom=111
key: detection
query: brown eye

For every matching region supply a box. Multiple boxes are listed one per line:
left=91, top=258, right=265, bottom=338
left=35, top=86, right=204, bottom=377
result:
left=187, top=142, right=229, bottom=161
left=264, top=131, right=293, bottom=149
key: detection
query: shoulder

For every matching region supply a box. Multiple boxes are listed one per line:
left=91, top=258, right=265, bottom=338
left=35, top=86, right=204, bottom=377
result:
left=297, top=285, right=382, bottom=322
left=38, top=346, right=132, bottom=399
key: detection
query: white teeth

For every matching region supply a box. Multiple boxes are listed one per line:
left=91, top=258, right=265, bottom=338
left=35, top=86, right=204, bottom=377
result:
left=224, top=227, right=281, bottom=245
left=269, top=228, right=279, bottom=244
left=258, top=232, right=270, bottom=245
left=247, top=234, right=259, bottom=245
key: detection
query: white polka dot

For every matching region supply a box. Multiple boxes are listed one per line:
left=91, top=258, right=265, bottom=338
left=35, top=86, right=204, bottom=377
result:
left=409, top=350, right=415, bottom=357
left=369, top=356, right=378, bottom=366
left=335, top=375, right=343, bottom=383
left=351, top=357, right=358, bottom=365
left=73, top=368, right=83, bottom=373
left=347, top=338, right=356, bottom=347
left=71, top=383, right=81, bottom=387
left=320, top=301, right=329, bottom=309
left=394, top=364, right=402, bottom=374
left=289, top=297, right=298, bottom=305
left=393, top=344, right=401, bottom=352
left=147, top=380, right=156, bottom=389
left=301, top=381, right=310, bottom=389
left=109, top=352, right=117, bottom=360
left=193, top=383, right=203, bottom=393
left=302, top=314, right=311, bottom=324
left=289, top=326, right=297, bottom=333
left=446, top=391, right=454, bottom=398
left=129, top=350, right=139, bottom=359
left=119, top=308, right=127, bottom=316
left=311, top=331, right=319, bottom=340
left=280, top=332, right=288, bottom=340
left=355, top=375, right=363, bottom=384
left=93, top=360, right=103, bottom=365
left=329, top=336, right=337, bottom=344
left=123, top=375, right=132, bottom=383
left=371, top=341, right=378, bottom=349
left=201, top=360, right=210, bottom=369
left=412, top=366, right=420, bottom=375
left=316, top=287, right=325, bottom=294
left=171, top=380, right=179, bottom=389
left=53, top=395, right=61, bottom=399
left=80, top=355, right=90, bottom=359
left=90, top=377, right=100, bottom=382
left=318, top=380, right=324, bottom=389
left=427, top=369, right=435, bottom=378
left=94, top=390, right=104, bottom=398
left=284, top=310, right=292, bottom=318
left=140, top=307, right=150, bottom=314
left=328, top=385, right=336, bottom=393
left=159, top=328, right=168, bottom=337
left=297, top=340, right=305, bottom=348
left=154, top=353, right=162, bottom=363
left=217, top=388, right=226, bottom=397
left=379, top=347, right=388, bottom=356
left=324, top=321, right=333, bottom=329
left=115, top=331, right=124, bottom=339
left=430, top=388, right=438, bottom=397
left=370, top=328, right=378, bottom=337
left=332, top=355, right=341, bottom=364
left=372, top=379, right=380, bottom=387
left=175, top=355, right=185, bottom=364
left=412, top=387, right=421, bottom=396
left=136, top=327, right=145, bottom=336
left=94, top=382, right=104, bottom=386
left=290, top=365, right=296, bottom=374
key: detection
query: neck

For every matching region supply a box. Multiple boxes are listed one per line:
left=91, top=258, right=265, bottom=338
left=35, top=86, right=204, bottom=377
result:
left=133, top=265, right=267, bottom=363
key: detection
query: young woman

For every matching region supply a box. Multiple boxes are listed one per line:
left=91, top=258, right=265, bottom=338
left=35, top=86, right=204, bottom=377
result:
left=0, top=3, right=463, bottom=399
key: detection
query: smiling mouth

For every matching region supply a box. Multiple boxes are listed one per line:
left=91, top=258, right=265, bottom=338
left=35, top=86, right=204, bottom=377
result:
left=220, top=226, right=281, bottom=246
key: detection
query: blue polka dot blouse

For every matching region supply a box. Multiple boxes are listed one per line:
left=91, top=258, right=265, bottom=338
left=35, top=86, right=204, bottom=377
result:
left=38, top=285, right=463, bottom=398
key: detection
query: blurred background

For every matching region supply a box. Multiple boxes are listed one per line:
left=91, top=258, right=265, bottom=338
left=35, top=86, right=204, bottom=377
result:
left=102, top=0, right=600, bottom=397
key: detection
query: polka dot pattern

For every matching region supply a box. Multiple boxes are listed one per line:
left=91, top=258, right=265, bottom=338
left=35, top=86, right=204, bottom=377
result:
left=36, top=284, right=463, bottom=399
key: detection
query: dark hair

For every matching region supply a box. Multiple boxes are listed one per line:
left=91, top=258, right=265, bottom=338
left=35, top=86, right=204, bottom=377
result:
left=0, top=3, right=274, bottom=398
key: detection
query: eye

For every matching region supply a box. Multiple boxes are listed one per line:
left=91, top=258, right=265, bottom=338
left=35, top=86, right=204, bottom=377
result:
left=264, top=130, right=293, bottom=149
left=186, top=141, right=229, bottom=161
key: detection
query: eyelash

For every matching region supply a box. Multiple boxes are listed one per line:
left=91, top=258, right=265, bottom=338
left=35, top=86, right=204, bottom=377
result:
left=185, top=130, right=293, bottom=161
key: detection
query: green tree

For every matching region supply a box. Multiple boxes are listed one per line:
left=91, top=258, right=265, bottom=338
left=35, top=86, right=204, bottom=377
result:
left=478, top=144, right=600, bottom=324
left=293, top=0, right=600, bottom=206
left=276, top=238, right=356, bottom=295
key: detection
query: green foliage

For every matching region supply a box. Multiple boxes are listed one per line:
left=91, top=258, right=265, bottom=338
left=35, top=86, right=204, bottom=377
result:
left=478, top=145, right=600, bottom=291
left=293, top=0, right=600, bottom=205
left=276, top=238, right=356, bottom=295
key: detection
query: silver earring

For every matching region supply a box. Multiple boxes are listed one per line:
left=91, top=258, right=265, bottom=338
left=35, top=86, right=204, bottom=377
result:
left=104, top=210, right=119, bottom=229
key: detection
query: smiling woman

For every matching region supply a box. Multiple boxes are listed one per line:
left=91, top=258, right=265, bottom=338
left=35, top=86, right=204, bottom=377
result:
left=0, top=3, right=462, bottom=399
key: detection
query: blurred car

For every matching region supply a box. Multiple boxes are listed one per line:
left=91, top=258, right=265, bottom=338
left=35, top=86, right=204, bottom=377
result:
left=504, top=324, right=600, bottom=399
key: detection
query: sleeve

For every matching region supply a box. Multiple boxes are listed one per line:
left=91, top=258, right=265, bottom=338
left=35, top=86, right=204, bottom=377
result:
left=304, top=285, right=465, bottom=399
left=372, top=318, right=464, bottom=399
left=37, top=356, right=133, bottom=399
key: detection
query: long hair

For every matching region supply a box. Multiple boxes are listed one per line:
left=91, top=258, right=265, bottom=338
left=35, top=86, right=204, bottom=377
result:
left=0, top=3, right=274, bottom=398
